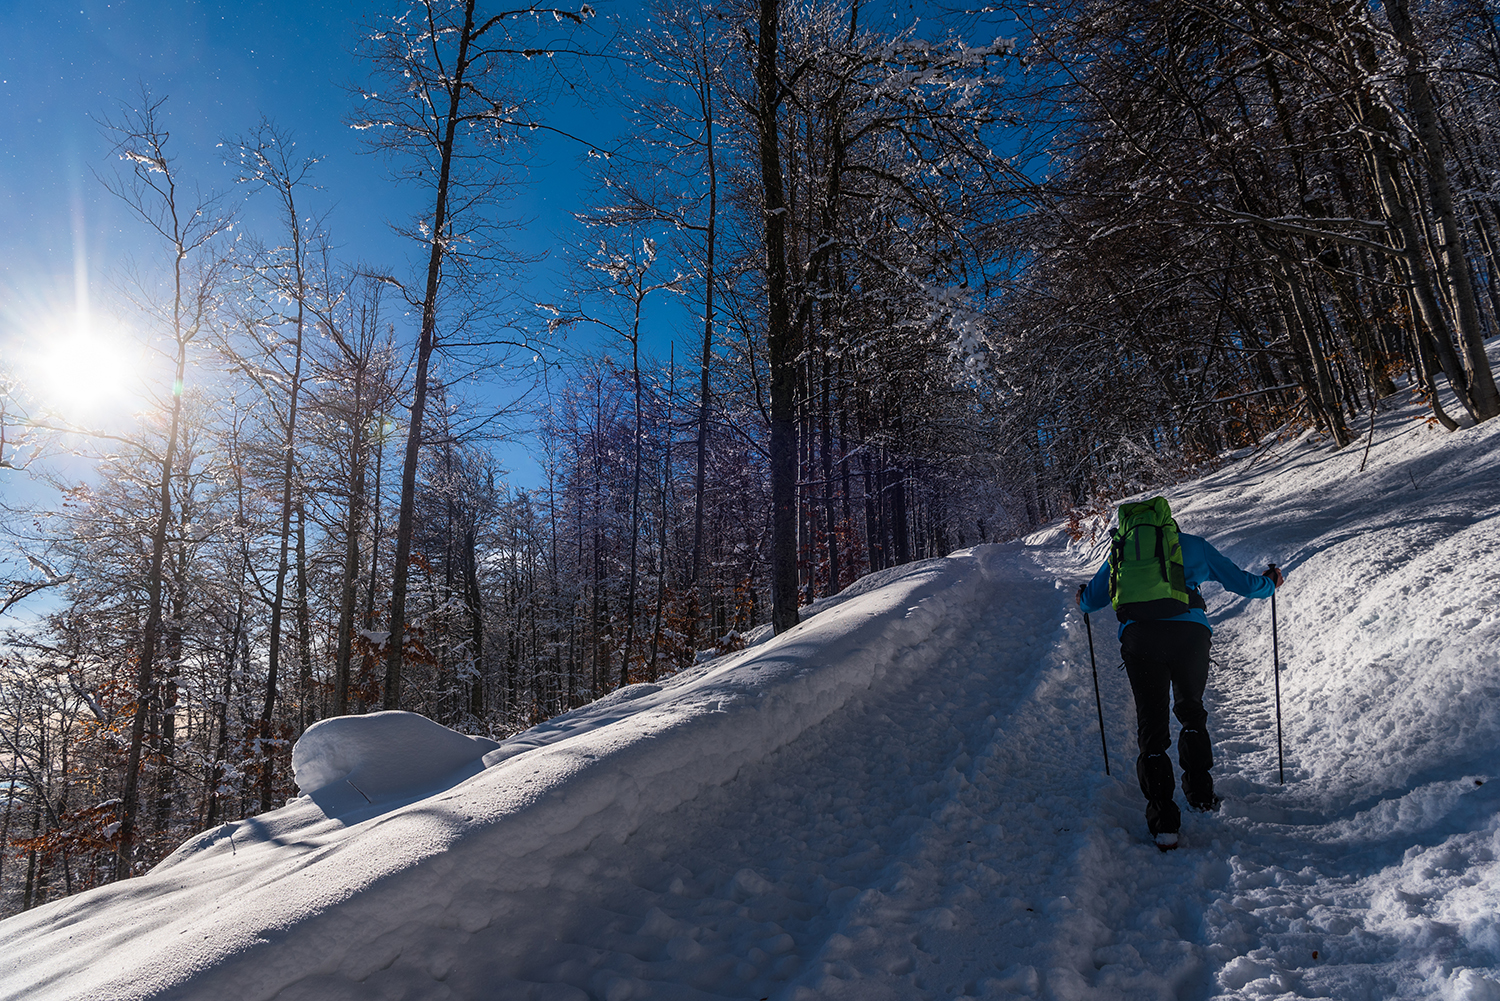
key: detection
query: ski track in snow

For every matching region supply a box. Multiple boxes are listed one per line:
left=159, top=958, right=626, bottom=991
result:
left=3, top=367, right=1500, bottom=1001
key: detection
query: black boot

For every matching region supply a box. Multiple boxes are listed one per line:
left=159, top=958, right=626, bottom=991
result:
left=1137, top=752, right=1180, bottom=836
left=1178, top=728, right=1219, bottom=811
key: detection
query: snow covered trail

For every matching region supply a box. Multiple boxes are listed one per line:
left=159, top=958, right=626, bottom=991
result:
left=1028, top=396, right=1500, bottom=1001
left=363, top=544, right=1089, bottom=1001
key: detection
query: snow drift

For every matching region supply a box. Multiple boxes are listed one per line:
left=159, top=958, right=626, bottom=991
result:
left=289, top=711, right=500, bottom=814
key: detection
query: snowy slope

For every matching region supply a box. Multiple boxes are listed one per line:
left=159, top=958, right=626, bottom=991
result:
left=2, top=381, right=1498, bottom=1001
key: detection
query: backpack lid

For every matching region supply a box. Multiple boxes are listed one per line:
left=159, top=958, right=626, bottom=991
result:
left=1117, top=496, right=1173, bottom=527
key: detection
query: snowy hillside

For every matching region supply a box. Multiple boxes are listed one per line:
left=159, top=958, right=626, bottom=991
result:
left=3, top=385, right=1498, bottom=1001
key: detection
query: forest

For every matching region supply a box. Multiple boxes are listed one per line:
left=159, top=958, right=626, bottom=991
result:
left=1, top=0, right=1497, bottom=917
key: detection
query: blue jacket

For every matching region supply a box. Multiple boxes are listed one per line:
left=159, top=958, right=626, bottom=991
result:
left=1079, top=532, right=1275, bottom=636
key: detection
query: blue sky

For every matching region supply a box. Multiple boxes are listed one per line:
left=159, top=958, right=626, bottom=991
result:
left=0, top=0, right=634, bottom=488
left=3, top=2, right=398, bottom=292
left=0, top=0, right=631, bottom=277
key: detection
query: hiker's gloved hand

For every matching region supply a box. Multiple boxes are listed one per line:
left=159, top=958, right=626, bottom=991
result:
left=1076, top=583, right=1087, bottom=606
left=1264, top=564, right=1284, bottom=588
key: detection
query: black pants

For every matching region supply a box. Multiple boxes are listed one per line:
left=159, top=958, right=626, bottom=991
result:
left=1121, top=620, right=1215, bottom=835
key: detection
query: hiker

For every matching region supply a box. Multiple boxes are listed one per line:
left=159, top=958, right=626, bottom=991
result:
left=1076, top=497, right=1283, bottom=851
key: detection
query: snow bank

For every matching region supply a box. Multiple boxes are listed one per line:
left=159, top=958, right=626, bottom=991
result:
left=1173, top=404, right=1500, bottom=808
left=1048, top=369, right=1500, bottom=1000
left=0, top=552, right=990, bottom=1001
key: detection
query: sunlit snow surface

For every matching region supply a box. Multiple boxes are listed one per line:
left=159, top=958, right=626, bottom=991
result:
left=4, top=379, right=1499, bottom=1000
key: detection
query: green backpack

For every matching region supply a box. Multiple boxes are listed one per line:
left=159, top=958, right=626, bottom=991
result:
left=1109, top=497, right=1199, bottom=622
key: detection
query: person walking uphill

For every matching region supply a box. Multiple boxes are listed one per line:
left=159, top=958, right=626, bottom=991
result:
left=1076, top=497, right=1283, bottom=852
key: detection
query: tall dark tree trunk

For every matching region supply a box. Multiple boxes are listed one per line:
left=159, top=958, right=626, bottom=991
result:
left=209, top=418, right=252, bottom=828
left=22, top=794, right=41, bottom=910
left=366, top=416, right=385, bottom=631
left=463, top=525, right=484, bottom=718
left=295, top=502, right=314, bottom=731
left=154, top=571, right=185, bottom=833
left=259, top=175, right=309, bottom=814
left=116, top=280, right=189, bottom=883
left=864, top=452, right=882, bottom=573
left=1281, top=260, right=1352, bottom=446
left=385, top=0, right=477, bottom=710
left=692, top=36, right=719, bottom=621
left=890, top=465, right=911, bottom=565
left=756, top=0, right=800, bottom=634
left=622, top=319, right=645, bottom=688
left=205, top=605, right=241, bottom=829
left=334, top=411, right=366, bottom=717
left=819, top=348, right=840, bottom=594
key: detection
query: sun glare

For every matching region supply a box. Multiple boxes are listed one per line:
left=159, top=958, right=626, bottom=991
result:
left=21, top=318, right=146, bottom=422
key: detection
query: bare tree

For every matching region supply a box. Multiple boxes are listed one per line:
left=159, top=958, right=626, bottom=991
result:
left=353, top=0, right=592, bottom=709
left=222, top=121, right=322, bottom=811
left=598, top=0, right=732, bottom=630
left=551, top=233, right=682, bottom=686
left=97, top=93, right=232, bottom=879
left=303, top=277, right=402, bottom=718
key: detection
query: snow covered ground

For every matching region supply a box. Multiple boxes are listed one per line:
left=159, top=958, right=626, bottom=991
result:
left=3, top=381, right=1499, bottom=1001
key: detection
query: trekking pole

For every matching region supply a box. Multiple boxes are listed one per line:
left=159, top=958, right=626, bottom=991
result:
left=1269, top=563, right=1284, bottom=785
left=1083, top=611, right=1111, bottom=776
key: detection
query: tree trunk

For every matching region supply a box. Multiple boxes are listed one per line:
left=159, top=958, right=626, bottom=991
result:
left=890, top=464, right=911, bottom=565
left=863, top=452, right=882, bottom=572
left=205, top=604, right=240, bottom=829
left=334, top=413, right=365, bottom=717
left=154, top=571, right=184, bottom=833
left=295, top=502, right=314, bottom=731
left=21, top=796, right=41, bottom=910
left=259, top=198, right=309, bottom=814
left=756, top=0, right=799, bottom=634
left=1346, top=20, right=1481, bottom=421
left=819, top=345, right=840, bottom=594
left=115, top=294, right=189, bottom=882
left=692, top=46, right=718, bottom=617
left=385, top=0, right=477, bottom=709
left=463, top=525, right=484, bottom=718
left=649, top=351, right=673, bottom=681
left=1281, top=261, right=1352, bottom=446
left=622, top=324, right=644, bottom=689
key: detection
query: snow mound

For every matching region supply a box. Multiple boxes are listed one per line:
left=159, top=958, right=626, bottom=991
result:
left=291, top=710, right=500, bottom=801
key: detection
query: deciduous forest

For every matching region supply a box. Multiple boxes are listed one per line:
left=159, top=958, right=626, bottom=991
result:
left=2, top=0, right=1498, bottom=915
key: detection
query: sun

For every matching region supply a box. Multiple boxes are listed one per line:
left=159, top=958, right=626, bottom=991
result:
left=15, top=316, right=146, bottom=423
